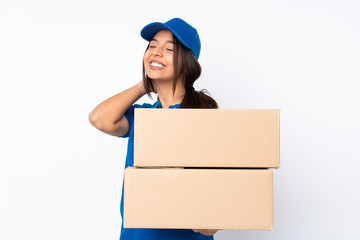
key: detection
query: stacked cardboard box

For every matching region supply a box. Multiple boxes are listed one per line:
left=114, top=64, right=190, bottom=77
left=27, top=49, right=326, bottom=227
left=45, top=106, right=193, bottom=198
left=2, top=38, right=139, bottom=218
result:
left=124, top=109, right=279, bottom=230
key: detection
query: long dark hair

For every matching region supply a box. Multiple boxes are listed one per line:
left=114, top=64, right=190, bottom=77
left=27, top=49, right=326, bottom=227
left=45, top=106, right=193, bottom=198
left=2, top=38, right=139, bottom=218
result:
left=142, top=33, right=218, bottom=109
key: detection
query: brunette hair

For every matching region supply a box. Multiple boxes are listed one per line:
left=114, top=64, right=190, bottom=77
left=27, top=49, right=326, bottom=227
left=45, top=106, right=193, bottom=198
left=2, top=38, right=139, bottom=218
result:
left=142, top=33, right=218, bottom=109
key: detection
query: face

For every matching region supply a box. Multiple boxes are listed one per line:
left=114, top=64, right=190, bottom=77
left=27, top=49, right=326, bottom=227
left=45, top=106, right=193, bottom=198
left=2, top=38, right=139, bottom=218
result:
left=143, top=30, right=176, bottom=82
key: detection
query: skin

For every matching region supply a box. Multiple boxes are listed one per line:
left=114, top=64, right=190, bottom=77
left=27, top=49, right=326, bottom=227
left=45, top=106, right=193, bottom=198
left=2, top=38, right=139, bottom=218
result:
left=193, top=229, right=220, bottom=236
left=89, top=30, right=220, bottom=236
left=143, top=30, right=186, bottom=108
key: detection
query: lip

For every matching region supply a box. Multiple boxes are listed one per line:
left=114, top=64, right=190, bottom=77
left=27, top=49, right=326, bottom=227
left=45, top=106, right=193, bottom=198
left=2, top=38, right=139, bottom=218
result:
left=149, top=60, right=166, bottom=70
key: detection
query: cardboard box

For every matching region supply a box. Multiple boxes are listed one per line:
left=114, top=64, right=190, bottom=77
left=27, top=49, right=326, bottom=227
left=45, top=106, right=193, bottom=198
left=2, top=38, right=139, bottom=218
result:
left=124, top=167, right=273, bottom=230
left=134, top=109, right=280, bottom=168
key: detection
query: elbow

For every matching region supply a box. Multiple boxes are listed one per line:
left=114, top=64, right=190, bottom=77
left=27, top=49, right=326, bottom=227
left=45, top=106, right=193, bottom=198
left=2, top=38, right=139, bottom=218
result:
left=88, top=110, right=118, bottom=134
left=88, top=111, right=98, bottom=127
left=88, top=111, right=106, bottom=131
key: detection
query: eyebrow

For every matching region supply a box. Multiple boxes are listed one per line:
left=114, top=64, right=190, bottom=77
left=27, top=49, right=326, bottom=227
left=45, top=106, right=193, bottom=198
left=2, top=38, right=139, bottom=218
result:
left=150, top=38, right=175, bottom=44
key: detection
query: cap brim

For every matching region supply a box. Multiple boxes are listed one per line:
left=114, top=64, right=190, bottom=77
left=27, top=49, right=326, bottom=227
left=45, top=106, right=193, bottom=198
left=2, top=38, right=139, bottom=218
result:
left=140, top=22, right=192, bottom=50
left=141, top=22, right=170, bottom=41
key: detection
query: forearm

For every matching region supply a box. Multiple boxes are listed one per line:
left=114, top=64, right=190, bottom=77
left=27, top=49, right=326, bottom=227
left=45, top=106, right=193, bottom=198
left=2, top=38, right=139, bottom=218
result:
left=89, top=81, right=146, bottom=135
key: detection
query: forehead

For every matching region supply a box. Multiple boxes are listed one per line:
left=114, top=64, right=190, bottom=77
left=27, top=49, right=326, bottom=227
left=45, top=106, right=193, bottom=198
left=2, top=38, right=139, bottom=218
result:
left=152, top=30, right=173, bottom=41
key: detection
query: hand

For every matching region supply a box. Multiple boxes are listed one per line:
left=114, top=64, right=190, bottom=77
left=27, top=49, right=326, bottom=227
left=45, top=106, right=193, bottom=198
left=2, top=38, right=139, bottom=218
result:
left=136, top=80, right=147, bottom=96
left=137, top=80, right=157, bottom=94
left=192, top=229, right=221, bottom=236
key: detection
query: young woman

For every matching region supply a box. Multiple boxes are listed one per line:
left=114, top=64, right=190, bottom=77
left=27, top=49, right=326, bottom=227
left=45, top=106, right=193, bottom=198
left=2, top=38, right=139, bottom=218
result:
left=89, top=18, right=219, bottom=240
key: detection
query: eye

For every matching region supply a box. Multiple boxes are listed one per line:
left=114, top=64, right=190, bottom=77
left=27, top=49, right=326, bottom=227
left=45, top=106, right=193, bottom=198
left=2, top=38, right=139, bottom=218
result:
left=166, top=48, right=174, bottom=52
left=149, top=45, right=156, bottom=48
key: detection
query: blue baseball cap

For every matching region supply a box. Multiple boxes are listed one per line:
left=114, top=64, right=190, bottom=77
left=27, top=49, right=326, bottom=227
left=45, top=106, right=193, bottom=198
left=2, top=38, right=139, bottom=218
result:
left=140, top=18, right=201, bottom=60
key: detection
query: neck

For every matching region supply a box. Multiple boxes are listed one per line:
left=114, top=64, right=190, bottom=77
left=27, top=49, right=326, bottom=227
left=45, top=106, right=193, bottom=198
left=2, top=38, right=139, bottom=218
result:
left=155, top=78, right=185, bottom=109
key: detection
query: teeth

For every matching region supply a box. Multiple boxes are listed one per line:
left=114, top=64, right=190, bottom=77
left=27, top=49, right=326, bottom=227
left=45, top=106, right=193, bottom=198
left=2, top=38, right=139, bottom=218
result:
left=151, top=62, right=164, bottom=68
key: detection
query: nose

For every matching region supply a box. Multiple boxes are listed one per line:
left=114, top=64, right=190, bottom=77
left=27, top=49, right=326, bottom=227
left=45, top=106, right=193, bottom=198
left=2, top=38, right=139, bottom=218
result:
left=152, top=47, right=163, bottom=57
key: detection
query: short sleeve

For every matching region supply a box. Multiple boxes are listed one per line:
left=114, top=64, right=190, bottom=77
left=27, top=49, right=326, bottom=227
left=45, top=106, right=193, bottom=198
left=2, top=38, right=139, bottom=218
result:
left=120, top=103, right=154, bottom=138
left=120, top=105, right=135, bottom=138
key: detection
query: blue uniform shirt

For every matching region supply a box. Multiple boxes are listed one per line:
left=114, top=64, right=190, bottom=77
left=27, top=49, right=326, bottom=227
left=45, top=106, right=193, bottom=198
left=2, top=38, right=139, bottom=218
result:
left=119, top=97, right=214, bottom=240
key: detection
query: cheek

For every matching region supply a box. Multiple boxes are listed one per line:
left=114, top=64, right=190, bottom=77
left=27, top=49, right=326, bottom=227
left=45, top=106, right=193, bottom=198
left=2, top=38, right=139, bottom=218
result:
left=166, top=55, right=174, bottom=68
left=143, top=53, right=149, bottom=68
left=143, top=51, right=149, bottom=62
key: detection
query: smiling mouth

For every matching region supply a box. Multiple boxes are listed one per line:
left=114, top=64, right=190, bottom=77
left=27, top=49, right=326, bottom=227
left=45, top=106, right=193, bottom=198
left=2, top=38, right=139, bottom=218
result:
left=150, top=61, right=165, bottom=68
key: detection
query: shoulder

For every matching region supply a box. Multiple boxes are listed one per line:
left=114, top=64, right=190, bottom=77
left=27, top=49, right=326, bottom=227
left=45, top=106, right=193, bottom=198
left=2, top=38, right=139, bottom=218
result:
left=125, top=101, right=156, bottom=116
left=132, top=102, right=155, bottom=109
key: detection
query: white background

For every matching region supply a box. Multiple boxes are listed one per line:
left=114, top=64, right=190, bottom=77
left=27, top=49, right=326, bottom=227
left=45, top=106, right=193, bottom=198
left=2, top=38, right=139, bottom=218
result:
left=1, top=0, right=359, bottom=239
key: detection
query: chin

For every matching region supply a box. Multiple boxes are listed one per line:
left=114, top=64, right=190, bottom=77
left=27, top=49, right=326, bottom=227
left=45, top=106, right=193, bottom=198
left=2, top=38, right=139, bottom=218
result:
left=148, top=75, right=170, bottom=82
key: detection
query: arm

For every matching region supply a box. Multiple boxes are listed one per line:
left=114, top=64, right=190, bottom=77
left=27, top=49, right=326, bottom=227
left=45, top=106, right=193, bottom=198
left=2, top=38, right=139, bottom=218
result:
left=88, top=81, right=146, bottom=137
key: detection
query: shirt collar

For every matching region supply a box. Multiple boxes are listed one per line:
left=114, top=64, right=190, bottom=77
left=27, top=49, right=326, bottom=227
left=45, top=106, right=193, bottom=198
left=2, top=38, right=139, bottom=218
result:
left=153, top=97, right=181, bottom=109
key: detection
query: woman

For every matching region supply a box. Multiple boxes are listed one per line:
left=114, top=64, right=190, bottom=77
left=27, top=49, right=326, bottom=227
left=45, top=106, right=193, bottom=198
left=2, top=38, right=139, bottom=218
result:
left=89, top=18, right=219, bottom=240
